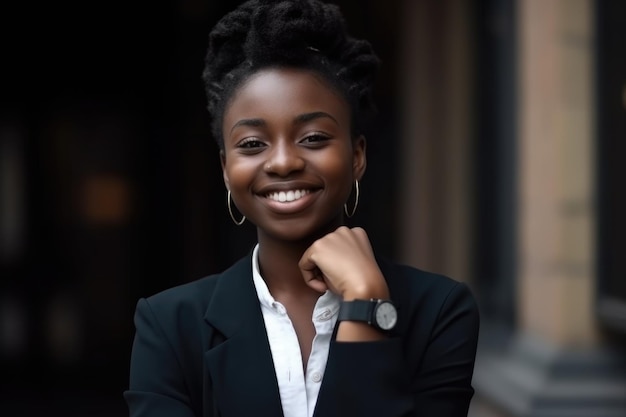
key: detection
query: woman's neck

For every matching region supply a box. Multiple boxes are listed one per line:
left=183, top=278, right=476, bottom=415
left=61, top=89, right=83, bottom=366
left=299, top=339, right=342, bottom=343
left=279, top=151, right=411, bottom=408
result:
left=256, top=237, right=315, bottom=296
left=255, top=216, right=346, bottom=296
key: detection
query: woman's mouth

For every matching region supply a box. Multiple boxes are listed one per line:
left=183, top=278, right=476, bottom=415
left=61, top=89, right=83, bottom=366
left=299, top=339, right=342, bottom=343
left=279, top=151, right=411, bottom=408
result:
left=265, top=189, right=311, bottom=203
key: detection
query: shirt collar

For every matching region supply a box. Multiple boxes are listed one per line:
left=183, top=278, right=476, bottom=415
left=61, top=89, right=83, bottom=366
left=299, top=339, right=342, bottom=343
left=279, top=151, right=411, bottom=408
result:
left=252, top=243, right=276, bottom=310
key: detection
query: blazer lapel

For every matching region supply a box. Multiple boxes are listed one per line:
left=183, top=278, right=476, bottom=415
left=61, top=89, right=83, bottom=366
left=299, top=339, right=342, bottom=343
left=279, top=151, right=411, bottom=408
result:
left=203, top=255, right=284, bottom=417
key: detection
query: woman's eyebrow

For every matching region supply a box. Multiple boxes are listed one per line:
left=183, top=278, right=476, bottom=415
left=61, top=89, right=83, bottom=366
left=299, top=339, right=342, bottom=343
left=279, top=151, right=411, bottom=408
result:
left=230, top=112, right=338, bottom=134
left=293, top=111, right=339, bottom=126
left=230, top=118, right=266, bottom=134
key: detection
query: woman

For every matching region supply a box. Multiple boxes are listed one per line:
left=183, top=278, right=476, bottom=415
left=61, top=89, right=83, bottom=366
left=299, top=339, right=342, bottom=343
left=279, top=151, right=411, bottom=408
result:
left=124, top=1, right=479, bottom=416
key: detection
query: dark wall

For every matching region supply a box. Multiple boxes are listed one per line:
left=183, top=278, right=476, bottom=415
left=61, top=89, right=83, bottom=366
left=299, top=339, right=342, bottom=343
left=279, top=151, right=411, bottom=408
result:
left=597, top=0, right=626, bottom=331
left=0, top=1, right=402, bottom=415
left=472, top=0, right=518, bottom=325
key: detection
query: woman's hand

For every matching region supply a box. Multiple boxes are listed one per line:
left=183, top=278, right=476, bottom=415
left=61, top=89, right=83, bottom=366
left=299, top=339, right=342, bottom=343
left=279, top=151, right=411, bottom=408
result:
left=298, top=226, right=389, bottom=300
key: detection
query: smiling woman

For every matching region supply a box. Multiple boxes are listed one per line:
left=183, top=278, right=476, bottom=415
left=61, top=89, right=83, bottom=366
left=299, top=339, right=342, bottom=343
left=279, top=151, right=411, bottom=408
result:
left=124, top=1, right=479, bottom=417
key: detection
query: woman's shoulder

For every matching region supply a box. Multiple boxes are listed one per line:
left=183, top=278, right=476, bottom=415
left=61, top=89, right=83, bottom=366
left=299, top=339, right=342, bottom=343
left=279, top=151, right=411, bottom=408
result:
left=145, top=273, right=221, bottom=309
left=139, top=255, right=251, bottom=320
left=378, top=257, right=478, bottom=319
left=379, top=257, right=461, bottom=293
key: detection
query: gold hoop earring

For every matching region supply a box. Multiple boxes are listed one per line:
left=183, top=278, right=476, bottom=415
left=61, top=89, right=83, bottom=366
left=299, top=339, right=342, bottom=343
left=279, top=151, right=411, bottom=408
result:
left=344, top=180, right=359, bottom=218
left=227, top=190, right=246, bottom=225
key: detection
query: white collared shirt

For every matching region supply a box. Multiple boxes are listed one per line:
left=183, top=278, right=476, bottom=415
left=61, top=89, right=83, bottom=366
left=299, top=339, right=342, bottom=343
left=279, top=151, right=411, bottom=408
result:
left=251, top=244, right=341, bottom=417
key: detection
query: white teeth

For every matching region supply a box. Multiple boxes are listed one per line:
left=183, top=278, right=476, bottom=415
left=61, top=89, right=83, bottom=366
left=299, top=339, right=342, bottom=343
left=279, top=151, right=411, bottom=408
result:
left=267, top=189, right=310, bottom=203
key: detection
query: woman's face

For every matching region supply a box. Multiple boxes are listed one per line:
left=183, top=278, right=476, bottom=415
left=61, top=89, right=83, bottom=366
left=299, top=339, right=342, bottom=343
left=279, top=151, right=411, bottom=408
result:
left=221, top=67, right=366, bottom=243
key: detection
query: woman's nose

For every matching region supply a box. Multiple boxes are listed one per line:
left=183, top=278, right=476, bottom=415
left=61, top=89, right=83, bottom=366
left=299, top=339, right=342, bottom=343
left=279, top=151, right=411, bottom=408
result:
left=264, top=141, right=305, bottom=176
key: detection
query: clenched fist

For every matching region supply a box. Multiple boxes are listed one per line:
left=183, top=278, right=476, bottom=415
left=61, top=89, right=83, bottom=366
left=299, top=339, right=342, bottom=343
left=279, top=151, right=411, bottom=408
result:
left=298, top=226, right=390, bottom=301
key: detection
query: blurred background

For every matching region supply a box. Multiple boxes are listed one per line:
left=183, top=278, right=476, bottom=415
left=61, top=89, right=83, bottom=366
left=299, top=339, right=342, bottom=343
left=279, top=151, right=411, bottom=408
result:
left=1, top=0, right=625, bottom=415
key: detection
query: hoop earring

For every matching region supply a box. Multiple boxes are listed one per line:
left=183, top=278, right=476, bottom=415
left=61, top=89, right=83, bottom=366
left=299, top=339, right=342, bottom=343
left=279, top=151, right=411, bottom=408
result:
left=344, top=180, right=359, bottom=218
left=227, top=190, right=246, bottom=225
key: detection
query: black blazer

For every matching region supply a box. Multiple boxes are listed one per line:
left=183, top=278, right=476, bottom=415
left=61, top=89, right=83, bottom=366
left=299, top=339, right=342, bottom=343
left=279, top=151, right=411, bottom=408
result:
left=124, top=254, right=479, bottom=417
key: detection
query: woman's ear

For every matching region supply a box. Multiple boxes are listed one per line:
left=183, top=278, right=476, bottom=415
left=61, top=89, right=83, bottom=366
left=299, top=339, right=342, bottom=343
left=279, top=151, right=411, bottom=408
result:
left=353, top=135, right=367, bottom=180
left=220, top=150, right=230, bottom=190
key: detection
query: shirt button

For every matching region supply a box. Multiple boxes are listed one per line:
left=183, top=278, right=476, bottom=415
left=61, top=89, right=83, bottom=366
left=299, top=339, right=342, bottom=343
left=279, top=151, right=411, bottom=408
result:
left=311, top=371, right=322, bottom=383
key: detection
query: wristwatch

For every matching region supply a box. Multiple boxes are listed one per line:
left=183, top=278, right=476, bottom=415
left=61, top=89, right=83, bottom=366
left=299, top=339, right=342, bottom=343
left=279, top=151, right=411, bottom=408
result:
left=338, top=298, right=398, bottom=331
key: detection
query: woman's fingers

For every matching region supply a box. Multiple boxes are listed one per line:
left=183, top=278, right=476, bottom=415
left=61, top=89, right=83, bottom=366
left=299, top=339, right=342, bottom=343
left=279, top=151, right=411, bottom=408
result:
left=298, top=226, right=387, bottom=299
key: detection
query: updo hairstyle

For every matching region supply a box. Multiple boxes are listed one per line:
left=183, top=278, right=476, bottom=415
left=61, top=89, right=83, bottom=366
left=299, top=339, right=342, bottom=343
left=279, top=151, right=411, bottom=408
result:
left=201, top=0, right=381, bottom=148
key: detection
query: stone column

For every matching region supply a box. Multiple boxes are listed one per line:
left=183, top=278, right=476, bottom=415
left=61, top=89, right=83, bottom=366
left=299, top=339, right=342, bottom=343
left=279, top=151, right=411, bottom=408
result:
left=518, top=0, right=596, bottom=349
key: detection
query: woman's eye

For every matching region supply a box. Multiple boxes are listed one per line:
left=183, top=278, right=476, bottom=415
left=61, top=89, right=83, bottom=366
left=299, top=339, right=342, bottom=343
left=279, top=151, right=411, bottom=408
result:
left=237, top=138, right=265, bottom=149
left=301, top=134, right=330, bottom=145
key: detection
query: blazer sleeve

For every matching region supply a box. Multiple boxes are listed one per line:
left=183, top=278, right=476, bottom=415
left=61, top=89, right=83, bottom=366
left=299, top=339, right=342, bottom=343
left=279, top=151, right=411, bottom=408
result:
left=318, top=282, right=480, bottom=417
left=124, top=298, right=198, bottom=417
left=410, top=282, right=480, bottom=416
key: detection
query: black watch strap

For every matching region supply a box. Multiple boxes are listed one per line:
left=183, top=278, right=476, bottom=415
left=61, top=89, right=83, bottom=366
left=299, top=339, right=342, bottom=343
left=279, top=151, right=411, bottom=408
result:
left=338, top=299, right=376, bottom=323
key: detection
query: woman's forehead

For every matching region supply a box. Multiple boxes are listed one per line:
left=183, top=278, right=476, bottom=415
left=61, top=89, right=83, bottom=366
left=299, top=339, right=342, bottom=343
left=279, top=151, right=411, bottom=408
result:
left=223, top=68, right=351, bottom=127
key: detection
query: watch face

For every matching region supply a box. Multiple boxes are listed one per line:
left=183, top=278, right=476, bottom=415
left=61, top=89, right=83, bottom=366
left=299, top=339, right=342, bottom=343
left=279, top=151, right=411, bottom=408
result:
left=375, top=301, right=398, bottom=330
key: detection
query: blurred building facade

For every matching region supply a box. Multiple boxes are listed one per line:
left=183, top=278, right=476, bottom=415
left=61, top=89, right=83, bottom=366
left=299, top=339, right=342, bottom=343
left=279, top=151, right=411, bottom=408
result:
left=1, top=0, right=624, bottom=416
left=395, top=0, right=626, bottom=416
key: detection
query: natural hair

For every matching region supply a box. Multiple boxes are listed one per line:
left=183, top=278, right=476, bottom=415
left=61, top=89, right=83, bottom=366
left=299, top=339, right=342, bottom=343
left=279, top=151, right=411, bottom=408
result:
left=202, top=0, right=381, bottom=149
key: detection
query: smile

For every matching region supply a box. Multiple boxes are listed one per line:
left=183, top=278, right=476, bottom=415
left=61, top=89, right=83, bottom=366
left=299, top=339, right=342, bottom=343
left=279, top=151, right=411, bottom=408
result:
left=265, top=189, right=311, bottom=203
